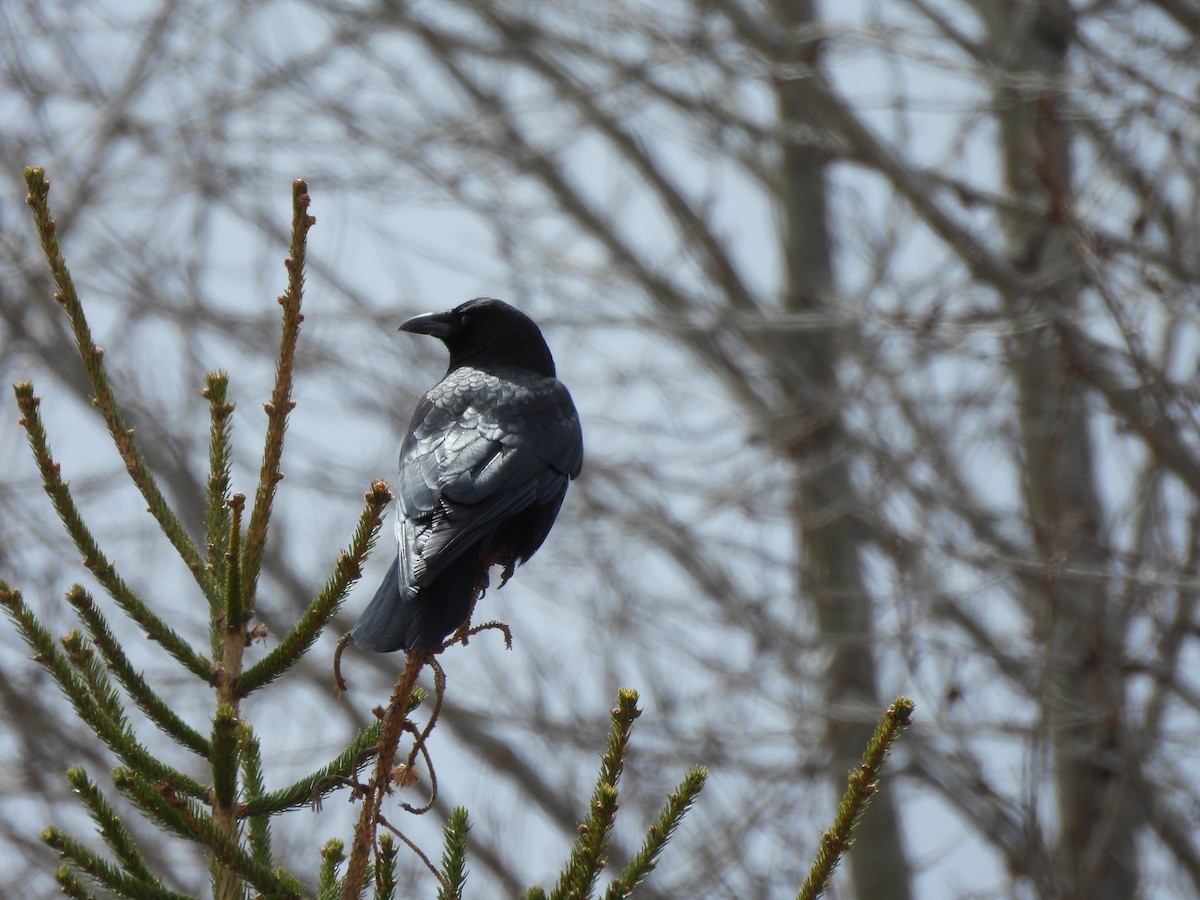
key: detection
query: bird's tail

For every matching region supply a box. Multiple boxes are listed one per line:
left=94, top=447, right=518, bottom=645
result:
left=350, top=544, right=488, bottom=652
left=350, top=556, right=410, bottom=652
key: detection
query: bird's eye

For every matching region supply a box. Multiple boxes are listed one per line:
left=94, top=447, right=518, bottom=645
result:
left=459, top=314, right=471, bottom=329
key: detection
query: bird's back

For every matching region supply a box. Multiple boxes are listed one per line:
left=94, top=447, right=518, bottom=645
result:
left=351, top=364, right=582, bottom=651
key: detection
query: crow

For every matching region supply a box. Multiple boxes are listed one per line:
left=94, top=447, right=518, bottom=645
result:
left=351, top=298, right=583, bottom=652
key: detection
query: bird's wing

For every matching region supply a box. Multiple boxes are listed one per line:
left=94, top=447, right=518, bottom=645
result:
left=393, top=368, right=581, bottom=591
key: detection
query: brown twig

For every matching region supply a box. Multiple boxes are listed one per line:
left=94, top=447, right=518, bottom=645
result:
left=332, top=633, right=353, bottom=694
left=457, top=619, right=513, bottom=649
left=398, top=658, right=447, bottom=815
left=340, top=648, right=431, bottom=899
left=378, top=813, right=452, bottom=893
left=337, top=582, right=511, bottom=895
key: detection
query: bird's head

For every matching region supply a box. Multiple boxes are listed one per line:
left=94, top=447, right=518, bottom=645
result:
left=400, top=298, right=557, bottom=376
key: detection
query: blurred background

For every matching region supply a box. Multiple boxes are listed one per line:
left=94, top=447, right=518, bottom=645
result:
left=2, top=1, right=1199, bottom=897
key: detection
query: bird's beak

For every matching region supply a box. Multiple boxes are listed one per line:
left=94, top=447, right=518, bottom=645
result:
left=399, top=311, right=456, bottom=338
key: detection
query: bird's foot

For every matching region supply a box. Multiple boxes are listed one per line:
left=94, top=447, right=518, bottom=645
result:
left=498, top=559, right=517, bottom=588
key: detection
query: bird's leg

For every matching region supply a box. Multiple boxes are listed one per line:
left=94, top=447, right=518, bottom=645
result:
left=448, top=575, right=489, bottom=647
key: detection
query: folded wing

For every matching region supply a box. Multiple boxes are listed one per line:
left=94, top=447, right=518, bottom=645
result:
left=352, top=367, right=582, bottom=651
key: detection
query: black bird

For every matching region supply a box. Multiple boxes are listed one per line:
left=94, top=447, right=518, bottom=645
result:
left=352, top=298, right=583, bottom=652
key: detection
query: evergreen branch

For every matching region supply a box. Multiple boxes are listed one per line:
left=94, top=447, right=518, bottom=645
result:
left=241, top=179, right=314, bottom=611
left=67, top=585, right=211, bottom=758
left=44, top=825, right=192, bottom=900
left=64, top=767, right=159, bottom=889
left=68, top=631, right=209, bottom=799
left=603, top=766, right=707, bottom=899
left=23, top=166, right=212, bottom=597
left=564, top=785, right=618, bottom=900
left=242, top=719, right=384, bottom=817
left=203, top=372, right=235, bottom=657
left=374, top=832, right=399, bottom=900
left=12, top=383, right=212, bottom=681
left=239, top=725, right=273, bottom=868
left=113, top=768, right=305, bottom=898
left=202, top=372, right=235, bottom=579
left=436, top=807, right=471, bottom=900
left=550, top=689, right=641, bottom=900
left=321, top=860, right=380, bottom=900
left=0, top=585, right=207, bottom=799
left=237, top=481, right=392, bottom=696
left=318, top=839, right=346, bottom=900
left=212, top=491, right=249, bottom=899
left=222, top=494, right=246, bottom=632
left=211, top=704, right=240, bottom=811
left=54, top=864, right=99, bottom=899
left=62, top=631, right=132, bottom=730
left=796, top=696, right=915, bottom=900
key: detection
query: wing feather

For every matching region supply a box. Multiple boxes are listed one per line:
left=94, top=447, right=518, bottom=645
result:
left=353, top=364, right=581, bottom=652
left=395, top=366, right=581, bottom=590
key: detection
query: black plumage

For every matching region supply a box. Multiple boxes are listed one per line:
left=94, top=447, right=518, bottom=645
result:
left=351, top=298, right=583, bottom=652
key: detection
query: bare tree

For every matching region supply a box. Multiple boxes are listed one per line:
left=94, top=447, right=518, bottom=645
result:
left=3, top=0, right=1200, bottom=897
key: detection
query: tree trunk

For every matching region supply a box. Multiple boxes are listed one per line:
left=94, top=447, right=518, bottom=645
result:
left=987, top=2, right=1139, bottom=897
left=771, top=3, right=915, bottom=898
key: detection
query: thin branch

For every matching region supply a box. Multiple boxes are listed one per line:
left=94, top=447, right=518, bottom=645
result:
left=22, top=166, right=213, bottom=598
left=240, top=179, right=314, bottom=612
left=796, top=697, right=915, bottom=900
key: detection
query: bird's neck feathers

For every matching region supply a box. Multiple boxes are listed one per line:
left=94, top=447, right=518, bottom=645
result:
left=446, top=337, right=557, bottom=378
